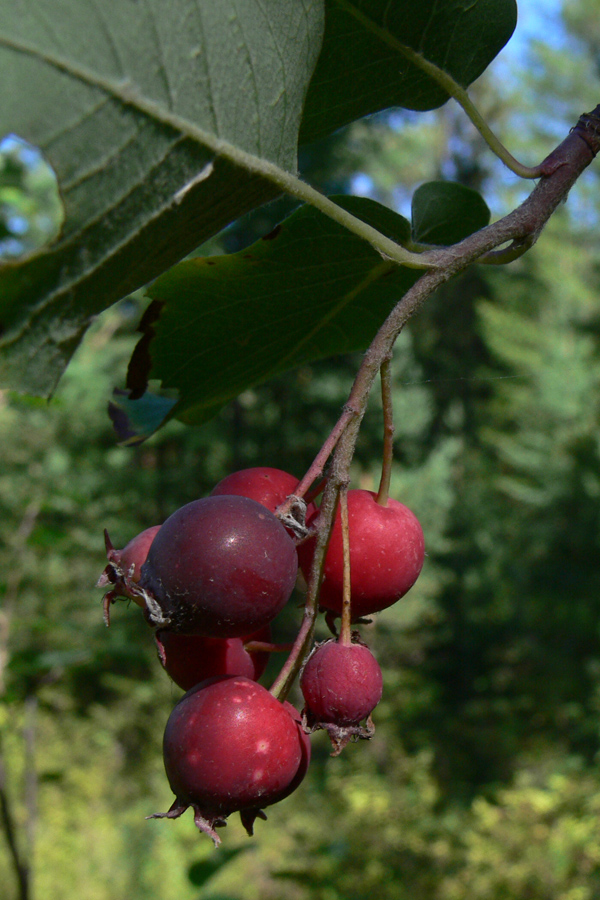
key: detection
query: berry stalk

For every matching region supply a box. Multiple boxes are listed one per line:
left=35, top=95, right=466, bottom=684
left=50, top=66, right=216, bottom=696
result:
left=338, top=488, right=353, bottom=648
left=269, top=416, right=362, bottom=701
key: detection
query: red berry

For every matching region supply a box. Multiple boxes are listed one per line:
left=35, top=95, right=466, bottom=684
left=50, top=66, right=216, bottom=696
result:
left=298, top=490, right=424, bottom=619
left=139, top=496, right=298, bottom=637
left=211, top=467, right=300, bottom=513
left=301, top=640, right=383, bottom=726
left=211, top=466, right=316, bottom=536
left=155, top=626, right=271, bottom=691
left=301, top=639, right=383, bottom=754
left=97, top=525, right=161, bottom=624
left=117, top=525, right=161, bottom=584
left=150, top=676, right=310, bottom=844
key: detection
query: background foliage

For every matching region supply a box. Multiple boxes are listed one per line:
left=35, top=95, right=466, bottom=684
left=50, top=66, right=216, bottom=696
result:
left=1, top=1, right=600, bottom=898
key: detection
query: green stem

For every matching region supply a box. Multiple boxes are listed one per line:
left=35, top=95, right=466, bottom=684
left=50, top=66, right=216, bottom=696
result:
left=478, top=236, right=536, bottom=265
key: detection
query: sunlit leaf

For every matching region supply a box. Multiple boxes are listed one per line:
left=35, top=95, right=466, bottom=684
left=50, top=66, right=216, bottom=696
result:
left=300, top=0, right=517, bottom=143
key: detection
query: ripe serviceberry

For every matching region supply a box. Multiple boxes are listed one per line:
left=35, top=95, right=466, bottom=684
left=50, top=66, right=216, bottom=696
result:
left=300, top=638, right=383, bottom=754
left=299, top=489, right=424, bottom=620
left=155, top=626, right=271, bottom=691
left=211, top=466, right=316, bottom=537
left=98, top=525, right=161, bottom=625
left=149, top=676, right=310, bottom=844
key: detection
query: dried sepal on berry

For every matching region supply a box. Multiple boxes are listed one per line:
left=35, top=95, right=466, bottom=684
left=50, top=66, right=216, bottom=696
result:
left=97, top=528, right=163, bottom=626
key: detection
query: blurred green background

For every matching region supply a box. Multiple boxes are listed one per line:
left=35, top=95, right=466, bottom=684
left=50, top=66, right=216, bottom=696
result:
left=2, top=1, right=600, bottom=898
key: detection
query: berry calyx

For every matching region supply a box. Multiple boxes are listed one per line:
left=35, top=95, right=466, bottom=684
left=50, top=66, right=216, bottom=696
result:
left=155, top=625, right=272, bottom=691
left=149, top=676, right=310, bottom=844
left=139, top=495, right=298, bottom=637
left=300, top=638, right=383, bottom=754
left=298, top=489, right=425, bottom=620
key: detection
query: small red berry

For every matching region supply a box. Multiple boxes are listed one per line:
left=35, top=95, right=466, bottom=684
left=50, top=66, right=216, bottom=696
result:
left=97, top=525, right=161, bottom=624
left=211, top=466, right=316, bottom=536
left=116, top=525, right=161, bottom=583
left=300, top=639, right=383, bottom=754
left=211, top=467, right=302, bottom=514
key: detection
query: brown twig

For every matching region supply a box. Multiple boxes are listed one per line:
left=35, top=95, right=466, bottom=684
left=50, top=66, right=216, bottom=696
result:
left=269, top=105, right=600, bottom=702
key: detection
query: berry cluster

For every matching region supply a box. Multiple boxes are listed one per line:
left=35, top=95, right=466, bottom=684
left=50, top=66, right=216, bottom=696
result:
left=98, top=466, right=425, bottom=844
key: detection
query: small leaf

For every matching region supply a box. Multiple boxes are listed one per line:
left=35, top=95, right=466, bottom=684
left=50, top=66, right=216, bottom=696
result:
left=108, top=389, right=177, bottom=446
left=411, top=181, right=490, bottom=245
left=300, top=0, right=517, bottom=143
left=127, top=197, right=418, bottom=432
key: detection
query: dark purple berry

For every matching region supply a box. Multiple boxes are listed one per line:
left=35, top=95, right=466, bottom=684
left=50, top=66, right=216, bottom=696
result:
left=139, top=496, right=298, bottom=637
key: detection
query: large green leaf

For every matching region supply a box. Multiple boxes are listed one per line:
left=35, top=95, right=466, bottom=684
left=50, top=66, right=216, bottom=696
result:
left=120, top=184, right=489, bottom=439
left=125, top=197, right=414, bottom=433
left=0, top=0, right=324, bottom=395
left=300, top=0, right=517, bottom=143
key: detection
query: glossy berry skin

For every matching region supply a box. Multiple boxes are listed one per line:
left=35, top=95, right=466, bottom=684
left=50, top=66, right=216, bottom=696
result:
left=140, top=496, right=298, bottom=637
left=299, top=490, right=425, bottom=619
left=155, top=625, right=271, bottom=691
left=301, top=640, right=383, bottom=726
left=153, top=676, right=310, bottom=843
left=117, top=525, right=161, bottom=584
left=211, top=466, right=316, bottom=517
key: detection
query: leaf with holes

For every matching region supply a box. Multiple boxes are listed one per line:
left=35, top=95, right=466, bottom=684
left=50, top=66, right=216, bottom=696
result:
left=0, top=0, right=324, bottom=396
left=117, top=182, right=491, bottom=439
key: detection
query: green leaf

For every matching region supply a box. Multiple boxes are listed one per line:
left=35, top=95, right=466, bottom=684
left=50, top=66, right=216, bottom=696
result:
left=411, top=181, right=490, bottom=245
left=0, top=0, right=324, bottom=396
left=300, top=0, right=517, bottom=143
left=125, top=197, right=417, bottom=434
